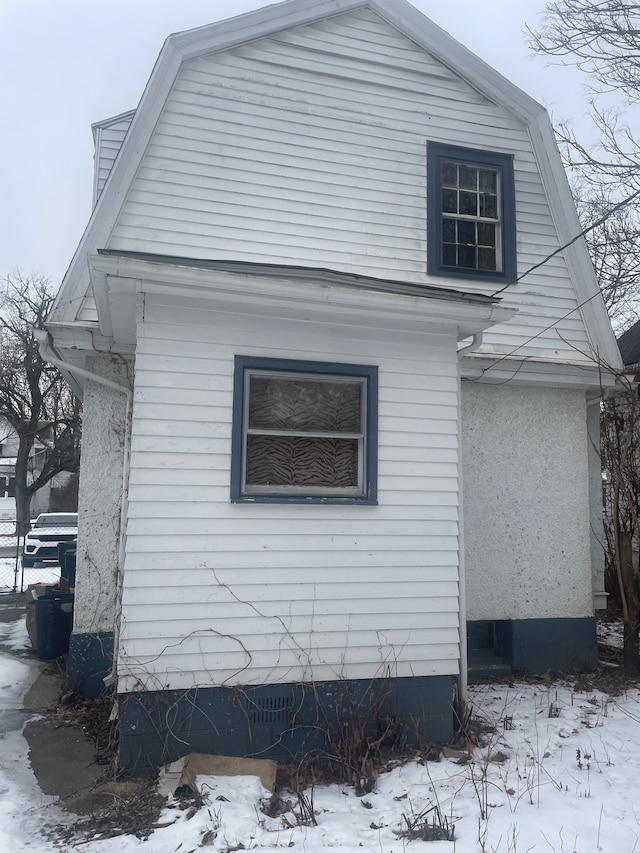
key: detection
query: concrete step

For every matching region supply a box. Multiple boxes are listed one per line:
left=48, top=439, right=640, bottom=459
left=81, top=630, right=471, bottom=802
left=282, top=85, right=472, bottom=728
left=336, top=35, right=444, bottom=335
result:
left=468, top=652, right=512, bottom=682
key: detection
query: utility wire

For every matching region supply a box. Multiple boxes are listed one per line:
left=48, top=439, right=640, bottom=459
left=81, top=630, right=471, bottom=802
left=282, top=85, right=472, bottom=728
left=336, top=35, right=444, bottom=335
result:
left=469, top=285, right=609, bottom=381
left=473, top=187, right=640, bottom=380
left=50, top=182, right=640, bottom=379
left=491, top=187, right=640, bottom=297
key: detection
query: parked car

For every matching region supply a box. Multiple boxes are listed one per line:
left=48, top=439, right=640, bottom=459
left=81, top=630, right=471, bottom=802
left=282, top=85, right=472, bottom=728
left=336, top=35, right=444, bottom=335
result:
left=22, top=512, right=78, bottom=568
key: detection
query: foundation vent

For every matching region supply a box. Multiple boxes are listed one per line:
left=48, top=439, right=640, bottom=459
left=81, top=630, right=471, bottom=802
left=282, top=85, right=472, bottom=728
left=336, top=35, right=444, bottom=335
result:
left=244, top=692, right=294, bottom=725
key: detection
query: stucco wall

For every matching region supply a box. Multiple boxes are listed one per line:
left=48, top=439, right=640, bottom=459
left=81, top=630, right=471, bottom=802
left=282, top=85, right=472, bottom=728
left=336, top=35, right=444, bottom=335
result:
left=461, top=383, right=593, bottom=621
left=73, top=357, right=130, bottom=634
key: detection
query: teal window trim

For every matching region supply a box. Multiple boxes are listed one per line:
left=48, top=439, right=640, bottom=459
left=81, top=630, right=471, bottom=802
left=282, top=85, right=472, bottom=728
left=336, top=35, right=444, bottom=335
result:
left=427, top=142, right=516, bottom=284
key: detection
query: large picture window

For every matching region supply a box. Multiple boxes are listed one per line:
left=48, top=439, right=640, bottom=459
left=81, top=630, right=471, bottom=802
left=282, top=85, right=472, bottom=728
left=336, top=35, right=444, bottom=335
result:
left=231, top=357, right=377, bottom=503
left=427, top=142, right=516, bottom=284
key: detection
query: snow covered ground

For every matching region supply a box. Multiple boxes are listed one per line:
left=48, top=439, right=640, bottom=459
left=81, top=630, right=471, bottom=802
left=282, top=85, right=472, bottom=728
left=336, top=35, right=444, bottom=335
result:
left=1, top=610, right=640, bottom=852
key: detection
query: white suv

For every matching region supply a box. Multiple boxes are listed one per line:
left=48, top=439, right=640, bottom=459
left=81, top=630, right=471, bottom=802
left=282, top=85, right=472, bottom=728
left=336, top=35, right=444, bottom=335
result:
left=22, top=512, right=78, bottom=568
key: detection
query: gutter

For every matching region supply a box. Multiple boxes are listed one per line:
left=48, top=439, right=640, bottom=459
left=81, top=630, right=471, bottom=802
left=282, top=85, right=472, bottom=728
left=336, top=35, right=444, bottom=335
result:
left=96, top=248, right=501, bottom=308
left=34, top=329, right=132, bottom=399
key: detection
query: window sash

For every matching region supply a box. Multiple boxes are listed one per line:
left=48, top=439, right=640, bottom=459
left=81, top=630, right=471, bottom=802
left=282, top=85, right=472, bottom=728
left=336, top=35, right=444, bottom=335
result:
left=440, top=160, right=503, bottom=273
left=427, top=142, right=516, bottom=284
left=241, top=370, right=367, bottom=496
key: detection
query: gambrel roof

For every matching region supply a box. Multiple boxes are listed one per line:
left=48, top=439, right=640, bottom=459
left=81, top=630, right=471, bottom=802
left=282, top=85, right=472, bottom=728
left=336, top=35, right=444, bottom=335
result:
left=48, top=0, right=621, bottom=374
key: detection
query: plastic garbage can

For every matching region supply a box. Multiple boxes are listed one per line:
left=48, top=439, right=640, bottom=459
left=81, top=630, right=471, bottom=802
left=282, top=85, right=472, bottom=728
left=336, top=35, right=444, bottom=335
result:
left=58, top=542, right=77, bottom=590
left=35, top=592, right=74, bottom=660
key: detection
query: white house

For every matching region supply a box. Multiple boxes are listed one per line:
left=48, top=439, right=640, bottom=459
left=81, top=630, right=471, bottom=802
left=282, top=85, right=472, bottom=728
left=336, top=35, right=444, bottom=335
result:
left=0, top=418, right=63, bottom=521
left=44, top=0, right=620, bottom=771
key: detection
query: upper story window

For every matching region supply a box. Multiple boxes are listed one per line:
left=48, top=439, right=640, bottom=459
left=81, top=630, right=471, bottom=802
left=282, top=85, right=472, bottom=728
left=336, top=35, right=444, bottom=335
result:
left=231, top=356, right=378, bottom=504
left=427, top=143, right=516, bottom=285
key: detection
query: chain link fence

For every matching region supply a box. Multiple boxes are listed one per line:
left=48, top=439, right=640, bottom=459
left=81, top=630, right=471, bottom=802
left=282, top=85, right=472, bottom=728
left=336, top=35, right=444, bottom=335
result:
left=0, top=523, right=61, bottom=594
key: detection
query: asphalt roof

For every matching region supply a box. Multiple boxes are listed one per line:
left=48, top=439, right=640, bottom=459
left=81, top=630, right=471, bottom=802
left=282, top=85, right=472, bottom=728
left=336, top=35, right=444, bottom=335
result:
left=617, top=320, right=640, bottom=367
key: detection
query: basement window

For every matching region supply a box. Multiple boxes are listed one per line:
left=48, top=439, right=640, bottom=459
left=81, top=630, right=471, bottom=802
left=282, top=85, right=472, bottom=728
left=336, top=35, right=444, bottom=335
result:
left=231, top=356, right=377, bottom=504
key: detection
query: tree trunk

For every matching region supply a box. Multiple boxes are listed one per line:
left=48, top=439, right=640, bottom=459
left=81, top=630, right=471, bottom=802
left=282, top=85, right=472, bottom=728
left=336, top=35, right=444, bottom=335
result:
left=622, top=616, right=640, bottom=676
left=619, top=531, right=640, bottom=676
left=13, top=437, right=33, bottom=537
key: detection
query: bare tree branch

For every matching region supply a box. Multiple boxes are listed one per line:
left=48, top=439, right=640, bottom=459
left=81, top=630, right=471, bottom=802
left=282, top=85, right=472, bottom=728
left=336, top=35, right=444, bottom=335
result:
left=0, top=272, right=82, bottom=535
left=530, top=2, right=640, bottom=333
left=529, top=1, right=640, bottom=101
left=572, top=181, right=640, bottom=324
left=531, top=2, right=640, bottom=669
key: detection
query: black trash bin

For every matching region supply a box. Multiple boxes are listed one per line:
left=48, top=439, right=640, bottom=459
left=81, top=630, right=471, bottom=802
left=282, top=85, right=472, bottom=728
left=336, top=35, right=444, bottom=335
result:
left=35, top=593, right=74, bottom=660
left=58, top=542, right=77, bottom=590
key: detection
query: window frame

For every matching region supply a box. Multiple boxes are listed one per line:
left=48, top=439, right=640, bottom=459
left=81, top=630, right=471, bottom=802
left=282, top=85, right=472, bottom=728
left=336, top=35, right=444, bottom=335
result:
left=427, top=142, right=516, bottom=285
left=231, top=356, right=378, bottom=504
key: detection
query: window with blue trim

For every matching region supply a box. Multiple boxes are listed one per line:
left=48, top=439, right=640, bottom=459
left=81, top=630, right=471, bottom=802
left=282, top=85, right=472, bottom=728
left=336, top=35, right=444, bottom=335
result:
left=427, top=143, right=516, bottom=284
left=231, top=357, right=377, bottom=504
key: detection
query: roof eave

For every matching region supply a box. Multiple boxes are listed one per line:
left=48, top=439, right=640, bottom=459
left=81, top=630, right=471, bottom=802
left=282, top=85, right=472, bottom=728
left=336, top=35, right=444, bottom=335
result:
left=86, top=252, right=515, bottom=348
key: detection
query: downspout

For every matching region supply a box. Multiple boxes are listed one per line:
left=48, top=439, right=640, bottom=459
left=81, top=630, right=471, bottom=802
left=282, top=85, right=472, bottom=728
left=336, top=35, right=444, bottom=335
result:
left=454, top=332, right=482, bottom=706
left=456, top=332, right=483, bottom=358
left=35, top=329, right=132, bottom=690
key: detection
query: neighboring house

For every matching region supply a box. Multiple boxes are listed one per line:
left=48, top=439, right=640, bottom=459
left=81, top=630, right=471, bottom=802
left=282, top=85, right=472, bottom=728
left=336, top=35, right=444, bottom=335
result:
left=44, top=0, right=621, bottom=771
left=0, top=418, right=18, bottom=521
left=0, top=418, right=59, bottom=521
left=617, top=320, right=640, bottom=372
left=0, top=454, right=16, bottom=523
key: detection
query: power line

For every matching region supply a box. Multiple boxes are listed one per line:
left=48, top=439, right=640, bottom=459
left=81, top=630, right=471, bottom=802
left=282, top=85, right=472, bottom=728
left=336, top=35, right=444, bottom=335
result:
left=491, top=187, right=640, bottom=297
left=47, top=185, right=640, bottom=379
left=472, top=188, right=640, bottom=380
left=469, top=285, right=608, bottom=381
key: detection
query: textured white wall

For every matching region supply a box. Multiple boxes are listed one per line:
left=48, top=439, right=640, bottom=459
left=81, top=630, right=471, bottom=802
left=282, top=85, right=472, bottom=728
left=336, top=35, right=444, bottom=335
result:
left=461, top=383, right=593, bottom=621
left=74, top=357, right=130, bottom=634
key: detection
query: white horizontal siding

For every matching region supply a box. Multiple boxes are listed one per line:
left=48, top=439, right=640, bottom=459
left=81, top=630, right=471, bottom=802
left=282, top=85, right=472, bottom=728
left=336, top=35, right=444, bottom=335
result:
left=126, top=502, right=459, bottom=522
left=93, top=114, right=133, bottom=204
left=120, top=549, right=460, bottom=572
left=76, top=292, right=98, bottom=323
left=125, top=607, right=459, bottom=633
left=117, top=293, right=462, bottom=692
left=119, top=650, right=458, bottom=689
left=106, top=8, right=593, bottom=366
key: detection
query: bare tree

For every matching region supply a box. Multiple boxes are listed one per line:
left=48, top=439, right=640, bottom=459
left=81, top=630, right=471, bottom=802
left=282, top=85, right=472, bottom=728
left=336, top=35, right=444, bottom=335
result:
left=529, top=1, right=640, bottom=102
left=573, top=182, right=640, bottom=328
left=0, top=272, right=82, bottom=535
left=531, top=2, right=640, bottom=672
left=530, top=1, right=640, bottom=327
left=601, top=375, right=640, bottom=675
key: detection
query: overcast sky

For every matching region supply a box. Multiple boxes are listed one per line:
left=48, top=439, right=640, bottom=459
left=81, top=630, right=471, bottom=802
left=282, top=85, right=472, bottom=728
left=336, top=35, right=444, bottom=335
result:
left=0, top=0, right=594, bottom=285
